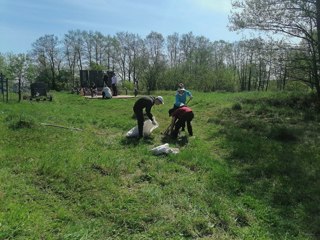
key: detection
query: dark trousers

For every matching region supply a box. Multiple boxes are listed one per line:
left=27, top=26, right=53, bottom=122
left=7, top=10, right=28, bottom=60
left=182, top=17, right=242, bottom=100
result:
left=134, top=109, right=144, bottom=137
left=171, top=112, right=194, bottom=138
left=112, top=84, right=118, bottom=96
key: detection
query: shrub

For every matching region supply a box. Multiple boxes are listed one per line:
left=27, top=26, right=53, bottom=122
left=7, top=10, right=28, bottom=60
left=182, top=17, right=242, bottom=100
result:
left=232, top=102, right=242, bottom=111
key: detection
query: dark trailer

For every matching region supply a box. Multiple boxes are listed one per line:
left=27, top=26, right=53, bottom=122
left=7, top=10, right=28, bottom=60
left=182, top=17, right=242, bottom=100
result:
left=30, top=82, right=52, bottom=101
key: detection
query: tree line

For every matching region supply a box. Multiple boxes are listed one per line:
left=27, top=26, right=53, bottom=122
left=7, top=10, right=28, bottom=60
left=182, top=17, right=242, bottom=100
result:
left=1, top=0, right=319, bottom=97
left=230, top=0, right=320, bottom=97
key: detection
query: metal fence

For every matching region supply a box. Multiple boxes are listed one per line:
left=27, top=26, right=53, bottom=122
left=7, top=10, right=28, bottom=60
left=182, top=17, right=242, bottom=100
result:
left=0, top=73, right=8, bottom=103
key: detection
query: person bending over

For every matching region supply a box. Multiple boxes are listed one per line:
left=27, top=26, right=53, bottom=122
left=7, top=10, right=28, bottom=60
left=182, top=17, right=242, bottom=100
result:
left=133, top=96, right=164, bottom=138
left=169, top=106, right=194, bottom=139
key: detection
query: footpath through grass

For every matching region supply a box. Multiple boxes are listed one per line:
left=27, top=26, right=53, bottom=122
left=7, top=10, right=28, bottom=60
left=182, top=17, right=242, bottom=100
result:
left=0, top=91, right=319, bottom=239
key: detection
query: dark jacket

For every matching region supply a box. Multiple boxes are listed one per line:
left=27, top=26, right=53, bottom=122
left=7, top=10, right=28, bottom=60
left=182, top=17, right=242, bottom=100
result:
left=133, top=96, right=155, bottom=120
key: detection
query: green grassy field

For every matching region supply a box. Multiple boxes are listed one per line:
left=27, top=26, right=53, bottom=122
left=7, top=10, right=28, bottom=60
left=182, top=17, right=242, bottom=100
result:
left=0, top=91, right=319, bottom=239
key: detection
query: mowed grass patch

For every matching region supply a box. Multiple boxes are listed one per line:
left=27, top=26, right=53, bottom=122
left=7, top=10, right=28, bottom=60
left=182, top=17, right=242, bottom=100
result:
left=0, top=91, right=319, bottom=239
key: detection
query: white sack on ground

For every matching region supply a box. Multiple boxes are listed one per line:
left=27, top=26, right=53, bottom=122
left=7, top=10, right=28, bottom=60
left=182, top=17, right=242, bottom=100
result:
left=151, top=143, right=180, bottom=155
left=102, top=87, right=112, bottom=99
left=126, top=119, right=159, bottom=137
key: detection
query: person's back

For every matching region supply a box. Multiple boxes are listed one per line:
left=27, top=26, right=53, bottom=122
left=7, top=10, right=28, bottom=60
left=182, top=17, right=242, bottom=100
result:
left=170, top=106, right=194, bottom=138
left=112, top=75, right=117, bottom=85
left=133, top=96, right=164, bottom=138
left=172, top=106, right=192, bottom=119
left=133, top=96, right=154, bottom=117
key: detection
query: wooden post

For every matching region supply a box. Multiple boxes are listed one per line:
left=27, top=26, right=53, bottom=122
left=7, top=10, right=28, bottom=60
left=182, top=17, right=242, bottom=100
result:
left=18, top=77, right=21, bottom=102
left=6, top=77, right=8, bottom=103
left=0, top=73, right=3, bottom=102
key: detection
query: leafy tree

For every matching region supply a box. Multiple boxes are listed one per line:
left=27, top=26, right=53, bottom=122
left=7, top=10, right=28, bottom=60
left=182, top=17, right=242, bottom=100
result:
left=167, top=33, right=181, bottom=68
left=114, top=32, right=141, bottom=82
left=6, top=53, right=38, bottom=100
left=143, top=31, right=166, bottom=91
left=31, top=34, right=61, bottom=90
left=89, top=62, right=104, bottom=71
left=229, top=0, right=320, bottom=97
left=6, top=53, right=27, bottom=80
left=0, top=53, right=8, bottom=76
left=179, top=32, right=196, bottom=74
left=83, top=31, right=94, bottom=67
left=104, top=35, right=117, bottom=70
left=56, top=69, right=73, bottom=90
left=63, top=30, right=84, bottom=87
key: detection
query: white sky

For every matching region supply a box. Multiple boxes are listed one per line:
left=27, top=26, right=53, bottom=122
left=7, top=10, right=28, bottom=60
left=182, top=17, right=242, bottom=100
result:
left=0, top=0, right=242, bottom=54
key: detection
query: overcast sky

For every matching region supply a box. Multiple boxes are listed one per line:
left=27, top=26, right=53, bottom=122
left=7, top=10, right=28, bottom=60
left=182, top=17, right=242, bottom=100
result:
left=0, top=0, right=243, bottom=54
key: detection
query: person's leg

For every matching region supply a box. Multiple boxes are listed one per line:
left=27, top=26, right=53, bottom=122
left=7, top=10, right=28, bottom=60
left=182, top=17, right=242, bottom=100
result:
left=187, top=121, right=192, bottom=136
left=114, top=85, right=118, bottom=96
left=171, top=125, right=179, bottom=139
left=171, top=119, right=184, bottom=139
left=181, top=107, right=186, bottom=131
left=186, top=112, right=194, bottom=136
left=181, top=122, right=186, bottom=131
left=135, top=110, right=144, bottom=138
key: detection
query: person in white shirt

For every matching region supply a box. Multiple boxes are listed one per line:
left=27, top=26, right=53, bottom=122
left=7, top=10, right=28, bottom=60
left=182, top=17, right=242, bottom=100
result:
left=111, top=73, right=118, bottom=96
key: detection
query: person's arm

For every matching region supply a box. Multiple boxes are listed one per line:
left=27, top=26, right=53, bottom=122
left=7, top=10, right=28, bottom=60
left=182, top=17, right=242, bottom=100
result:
left=145, top=102, right=154, bottom=120
left=187, top=90, right=193, bottom=99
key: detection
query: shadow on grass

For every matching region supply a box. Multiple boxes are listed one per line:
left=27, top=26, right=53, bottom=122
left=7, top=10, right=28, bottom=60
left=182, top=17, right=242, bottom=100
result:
left=120, top=137, right=141, bottom=146
left=214, top=102, right=320, bottom=238
left=120, top=135, right=155, bottom=146
left=161, top=134, right=189, bottom=147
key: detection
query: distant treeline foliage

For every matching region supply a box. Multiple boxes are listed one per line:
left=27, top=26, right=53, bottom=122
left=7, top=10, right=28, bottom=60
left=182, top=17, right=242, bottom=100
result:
left=0, top=29, right=315, bottom=95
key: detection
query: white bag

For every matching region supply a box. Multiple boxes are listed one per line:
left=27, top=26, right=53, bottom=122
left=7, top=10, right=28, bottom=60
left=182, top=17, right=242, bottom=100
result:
left=126, top=119, right=159, bottom=137
left=151, top=143, right=180, bottom=155
left=102, top=87, right=112, bottom=99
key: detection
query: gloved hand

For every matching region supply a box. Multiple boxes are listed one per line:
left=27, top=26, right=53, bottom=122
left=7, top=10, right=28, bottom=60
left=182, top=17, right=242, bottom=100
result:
left=190, top=96, right=193, bottom=100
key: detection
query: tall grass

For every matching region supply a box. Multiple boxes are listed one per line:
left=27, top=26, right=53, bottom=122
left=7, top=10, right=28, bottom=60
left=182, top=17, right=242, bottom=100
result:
left=0, top=91, right=319, bottom=239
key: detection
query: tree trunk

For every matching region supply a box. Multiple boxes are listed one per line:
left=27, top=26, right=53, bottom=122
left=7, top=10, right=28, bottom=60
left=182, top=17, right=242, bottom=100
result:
left=282, top=67, right=287, bottom=91
left=18, top=77, right=21, bottom=102
left=316, top=0, right=320, bottom=98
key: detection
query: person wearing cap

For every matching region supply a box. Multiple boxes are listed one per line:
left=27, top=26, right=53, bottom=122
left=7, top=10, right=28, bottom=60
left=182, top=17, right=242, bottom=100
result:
left=168, top=84, right=193, bottom=131
left=169, top=106, right=194, bottom=139
left=174, top=86, right=192, bottom=108
left=133, top=96, right=164, bottom=138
